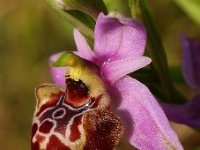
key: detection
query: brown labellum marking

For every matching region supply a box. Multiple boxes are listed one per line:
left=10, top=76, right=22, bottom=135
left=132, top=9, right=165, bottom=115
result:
left=32, top=83, right=97, bottom=149
left=36, top=90, right=64, bottom=117
left=91, top=95, right=102, bottom=109
left=32, top=123, right=38, bottom=138
left=53, top=108, right=66, bottom=119
left=31, top=141, right=40, bottom=150
left=47, top=135, right=71, bottom=150
left=66, top=78, right=89, bottom=107
left=39, top=120, right=54, bottom=134
left=31, top=123, right=40, bottom=150
left=83, top=110, right=124, bottom=150
left=36, top=135, right=45, bottom=143
left=32, top=78, right=116, bottom=150
left=69, top=115, right=82, bottom=142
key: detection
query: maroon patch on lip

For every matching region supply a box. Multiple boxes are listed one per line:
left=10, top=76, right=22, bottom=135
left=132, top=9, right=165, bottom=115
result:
left=91, top=95, right=103, bottom=109
left=32, top=123, right=38, bottom=138
left=36, top=91, right=64, bottom=117
left=31, top=124, right=41, bottom=150
left=66, top=79, right=89, bottom=107
left=47, top=135, right=71, bottom=150
left=69, top=116, right=82, bottom=142
left=83, top=110, right=124, bottom=150
left=31, top=141, right=40, bottom=150
left=36, top=135, right=45, bottom=143
left=54, top=109, right=65, bottom=118
left=39, top=120, right=54, bottom=134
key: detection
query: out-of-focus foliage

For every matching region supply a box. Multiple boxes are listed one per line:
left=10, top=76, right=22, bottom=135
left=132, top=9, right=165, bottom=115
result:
left=103, top=0, right=131, bottom=17
left=47, top=0, right=108, bottom=40
left=47, top=0, right=97, bottom=39
left=173, top=0, right=200, bottom=26
left=137, top=0, right=184, bottom=104
left=61, top=0, right=108, bottom=18
left=0, top=0, right=200, bottom=149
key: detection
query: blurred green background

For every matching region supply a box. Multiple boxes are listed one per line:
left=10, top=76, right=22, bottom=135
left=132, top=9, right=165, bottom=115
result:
left=0, top=0, right=200, bottom=149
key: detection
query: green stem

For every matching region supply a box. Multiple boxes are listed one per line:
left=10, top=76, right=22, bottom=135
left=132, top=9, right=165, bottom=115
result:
left=62, top=0, right=108, bottom=19
left=104, top=0, right=131, bottom=17
left=47, top=0, right=94, bottom=39
left=128, top=0, right=140, bottom=19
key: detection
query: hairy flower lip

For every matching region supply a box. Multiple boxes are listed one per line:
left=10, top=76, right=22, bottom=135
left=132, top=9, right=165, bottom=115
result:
left=32, top=75, right=121, bottom=150
left=50, top=12, right=183, bottom=149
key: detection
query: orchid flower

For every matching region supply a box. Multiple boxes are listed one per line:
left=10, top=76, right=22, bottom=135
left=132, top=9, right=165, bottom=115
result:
left=32, top=13, right=183, bottom=150
left=32, top=52, right=124, bottom=150
left=162, top=34, right=200, bottom=128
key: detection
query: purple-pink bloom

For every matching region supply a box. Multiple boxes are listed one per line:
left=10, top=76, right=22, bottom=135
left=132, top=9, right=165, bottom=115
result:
left=181, top=34, right=200, bottom=90
left=162, top=34, right=200, bottom=128
left=50, top=13, right=183, bottom=149
left=162, top=94, right=200, bottom=128
left=50, top=52, right=66, bottom=85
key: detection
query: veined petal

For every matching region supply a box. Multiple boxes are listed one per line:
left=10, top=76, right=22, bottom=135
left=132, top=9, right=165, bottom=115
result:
left=181, top=33, right=200, bottom=90
left=94, top=13, right=146, bottom=63
left=101, top=56, right=151, bottom=84
left=162, top=94, right=200, bottom=128
left=49, top=52, right=66, bottom=87
left=111, top=76, right=183, bottom=150
left=74, top=29, right=96, bottom=62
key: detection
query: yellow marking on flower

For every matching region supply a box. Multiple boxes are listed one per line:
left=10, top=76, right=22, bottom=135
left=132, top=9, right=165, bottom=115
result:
left=68, top=57, right=76, bottom=66
left=70, top=66, right=83, bottom=81
left=53, top=52, right=110, bottom=107
left=53, top=52, right=84, bottom=81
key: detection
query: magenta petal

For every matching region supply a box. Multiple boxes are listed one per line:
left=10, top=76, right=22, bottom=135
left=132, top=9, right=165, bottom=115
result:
left=111, top=76, right=183, bottom=150
left=162, top=94, right=200, bottom=128
left=94, top=13, right=146, bottom=63
left=181, top=34, right=200, bottom=90
left=74, top=29, right=96, bottom=62
left=101, top=56, right=151, bottom=84
left=49, top=52, right=66, bottom=86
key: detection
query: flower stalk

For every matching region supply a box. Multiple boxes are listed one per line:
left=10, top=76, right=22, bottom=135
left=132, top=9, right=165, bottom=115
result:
left=47, top=0, right=94, bottom=39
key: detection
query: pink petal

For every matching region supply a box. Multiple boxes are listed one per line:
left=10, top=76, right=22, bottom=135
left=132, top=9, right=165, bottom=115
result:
left=162, top=94, right=200, bottom=128
left=110, top=76, right=183, bottom=150
left=94, top=13, right=146, bottom=63
left=101, top=56, right=151, bottom=84
left=73, top=29, right=96, bottom=62
left=49, top=52, right=66, bottom=87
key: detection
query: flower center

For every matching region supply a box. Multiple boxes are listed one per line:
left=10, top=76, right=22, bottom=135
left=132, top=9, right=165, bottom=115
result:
left=65, top=78, right=90, bottom=107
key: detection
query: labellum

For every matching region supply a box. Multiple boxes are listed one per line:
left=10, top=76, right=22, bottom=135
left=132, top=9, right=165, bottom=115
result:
left=31, top=52, right=124, bottom=150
